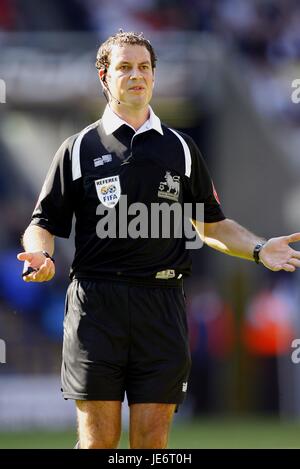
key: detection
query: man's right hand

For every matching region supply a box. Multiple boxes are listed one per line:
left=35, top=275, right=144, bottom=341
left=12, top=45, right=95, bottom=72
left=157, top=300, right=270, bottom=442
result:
left=17, top=251, right=55, bottom=282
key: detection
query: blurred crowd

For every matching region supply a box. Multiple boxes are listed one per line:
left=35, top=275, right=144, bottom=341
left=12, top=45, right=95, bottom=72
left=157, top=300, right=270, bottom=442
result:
left=1, top=0, right=300, bottom=121
left=1, top=0, right=300, bottom=63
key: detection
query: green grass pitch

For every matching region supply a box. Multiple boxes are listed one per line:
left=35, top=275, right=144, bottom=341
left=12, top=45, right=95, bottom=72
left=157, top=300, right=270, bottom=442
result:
left=1, top=417, right=300, bottom=449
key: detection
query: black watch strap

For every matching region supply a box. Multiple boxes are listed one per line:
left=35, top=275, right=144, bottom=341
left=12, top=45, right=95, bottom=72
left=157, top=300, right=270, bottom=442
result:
left=42, top=251, right=55, bottom=264
left=253, top=243, right=265, bottom=264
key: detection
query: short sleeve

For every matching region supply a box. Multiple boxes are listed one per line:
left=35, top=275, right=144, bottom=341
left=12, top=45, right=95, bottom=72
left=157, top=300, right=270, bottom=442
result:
left=183, top=135, right=226, bottom=223
left=30, top=136, right=77, bottom=238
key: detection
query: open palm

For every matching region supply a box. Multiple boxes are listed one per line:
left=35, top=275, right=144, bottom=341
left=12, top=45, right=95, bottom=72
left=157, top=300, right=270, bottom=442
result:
left=260, top=233, right=300, bottom=272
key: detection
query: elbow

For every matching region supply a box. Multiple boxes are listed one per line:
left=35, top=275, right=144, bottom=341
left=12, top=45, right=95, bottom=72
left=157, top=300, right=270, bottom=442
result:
left=204, top=218, right=231, bottom=240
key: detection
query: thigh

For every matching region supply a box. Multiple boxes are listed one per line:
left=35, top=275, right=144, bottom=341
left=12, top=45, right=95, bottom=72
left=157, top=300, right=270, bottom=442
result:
left=127, top=285, right=191, bottom=406
left=129, top=403, right=176, bottom=449
left=62, top=279, right=129, bottom=401
left=76, top=400, right=122, bottom=449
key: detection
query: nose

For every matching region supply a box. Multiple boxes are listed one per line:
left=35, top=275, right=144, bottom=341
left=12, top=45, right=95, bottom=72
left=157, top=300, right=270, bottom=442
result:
left=130, top=67, right=143, bottom=79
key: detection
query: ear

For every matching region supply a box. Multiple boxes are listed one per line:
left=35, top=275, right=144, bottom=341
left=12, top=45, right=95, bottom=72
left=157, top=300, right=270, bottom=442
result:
left=99, top=69, right=106, bottom=86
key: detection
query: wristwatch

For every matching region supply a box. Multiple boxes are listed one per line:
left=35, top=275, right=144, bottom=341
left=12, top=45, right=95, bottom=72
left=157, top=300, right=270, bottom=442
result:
left=253, top=243, right=265, bottom=264
left=42, top=251, right=55, bottom=264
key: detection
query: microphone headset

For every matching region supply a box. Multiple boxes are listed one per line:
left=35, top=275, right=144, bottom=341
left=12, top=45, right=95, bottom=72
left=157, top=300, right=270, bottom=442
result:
left=101, top=68, right=121, bottom=105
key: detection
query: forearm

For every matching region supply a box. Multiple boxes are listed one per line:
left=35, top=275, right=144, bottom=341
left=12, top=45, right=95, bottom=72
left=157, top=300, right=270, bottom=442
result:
left=193, top=218, right=266, bottom=261
left=22, top=225, right=55, bottom=256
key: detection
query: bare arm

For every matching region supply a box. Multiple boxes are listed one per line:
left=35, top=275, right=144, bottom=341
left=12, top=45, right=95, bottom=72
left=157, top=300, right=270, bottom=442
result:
left=17, top=225, right=55, bottom=282
left=193, top=218, right=300, bottom=272
left=194, top=218, right=264, bottom=261
left=22, top=225, right=55, bottom=255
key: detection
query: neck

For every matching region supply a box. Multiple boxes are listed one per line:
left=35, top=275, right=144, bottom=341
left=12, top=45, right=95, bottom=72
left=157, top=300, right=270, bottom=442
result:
left=109, top=103, right=150, bottom=131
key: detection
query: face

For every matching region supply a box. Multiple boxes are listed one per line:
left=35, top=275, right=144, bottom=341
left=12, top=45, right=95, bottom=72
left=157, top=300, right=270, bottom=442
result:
left=103, top=44, right=155, bottom=111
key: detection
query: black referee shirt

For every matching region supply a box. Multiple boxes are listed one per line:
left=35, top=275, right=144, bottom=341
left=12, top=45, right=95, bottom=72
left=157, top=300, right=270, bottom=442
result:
left=30, top=106, right=225, bottom=282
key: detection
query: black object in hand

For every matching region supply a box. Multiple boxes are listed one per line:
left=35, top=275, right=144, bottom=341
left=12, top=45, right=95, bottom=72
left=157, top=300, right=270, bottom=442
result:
left=22, top=267, right=38, bottom=278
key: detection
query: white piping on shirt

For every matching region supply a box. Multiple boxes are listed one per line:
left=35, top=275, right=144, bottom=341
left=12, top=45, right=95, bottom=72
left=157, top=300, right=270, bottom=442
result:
left=168, top=128, right=192, bottom=178
left=71, top=122, right=99, bottom=181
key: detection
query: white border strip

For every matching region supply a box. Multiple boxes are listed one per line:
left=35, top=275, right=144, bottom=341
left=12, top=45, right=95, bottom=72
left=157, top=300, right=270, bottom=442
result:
left=168, top=128, right=191, bottom=177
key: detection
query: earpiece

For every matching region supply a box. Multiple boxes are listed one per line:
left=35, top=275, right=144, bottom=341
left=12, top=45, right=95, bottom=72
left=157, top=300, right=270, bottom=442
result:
left=100, top=68, right=120, bottom=105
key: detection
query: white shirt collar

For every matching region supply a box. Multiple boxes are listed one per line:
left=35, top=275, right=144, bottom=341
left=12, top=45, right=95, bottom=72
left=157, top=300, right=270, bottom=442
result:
left=102, top=105, right=163, bottom=136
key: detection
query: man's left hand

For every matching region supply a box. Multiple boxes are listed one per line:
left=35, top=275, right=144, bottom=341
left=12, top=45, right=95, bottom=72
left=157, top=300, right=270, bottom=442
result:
left=260, top=233, right=300, bottom=272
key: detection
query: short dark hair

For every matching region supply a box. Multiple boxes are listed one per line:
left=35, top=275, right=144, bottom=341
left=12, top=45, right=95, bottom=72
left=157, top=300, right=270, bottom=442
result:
left=95, top=30, right=157, bottom=71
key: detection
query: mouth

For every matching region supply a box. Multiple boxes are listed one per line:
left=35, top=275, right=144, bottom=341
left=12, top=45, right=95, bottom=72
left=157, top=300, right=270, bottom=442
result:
left=128, top=86, right=145, bottom=91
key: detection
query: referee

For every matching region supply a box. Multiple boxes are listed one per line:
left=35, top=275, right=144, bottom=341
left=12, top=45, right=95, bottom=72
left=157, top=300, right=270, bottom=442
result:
left=18, top=31, right=300, bottom=449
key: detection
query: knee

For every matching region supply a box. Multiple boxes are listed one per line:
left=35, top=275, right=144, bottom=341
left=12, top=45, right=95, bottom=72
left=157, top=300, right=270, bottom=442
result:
left=131, top=426, right=168, bottom=449
left=131, top=432, right=168, bottom=449
left=130, top=403, right=175, bottom=449
left=76, top=400, right=122, bottom=449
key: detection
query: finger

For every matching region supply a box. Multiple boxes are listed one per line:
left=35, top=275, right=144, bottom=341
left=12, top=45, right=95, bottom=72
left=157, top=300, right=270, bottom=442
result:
left=17, top=252, right=33, bottom=262
left=23, top=270, right=39, bottom=282
left=289, top=249, right=300, bottom=259
left=282, top=263, right=296, bottom=272
left=44, top=269, right=55, bottom=282
left=32, top=263, right=50, bottom=282
left=22, top=258, right=54, bottom=282
left=45, top=261, right=55, bottom=280
left=288, top=258, right=300, bottom=268
left=32, top=259, right=54, bottom=282
left=288, top=233, right=300, bottom=243
left=22, top=267, right=38, bottom=278
left=24, top=268, right=51, bottom=283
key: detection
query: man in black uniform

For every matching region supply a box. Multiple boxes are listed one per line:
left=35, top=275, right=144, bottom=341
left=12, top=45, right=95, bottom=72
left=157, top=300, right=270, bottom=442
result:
left=18, top=31, right=300, bottom=449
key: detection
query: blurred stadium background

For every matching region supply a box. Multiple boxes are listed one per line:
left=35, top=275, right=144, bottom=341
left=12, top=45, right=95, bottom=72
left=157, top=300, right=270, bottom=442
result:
left=1, top=0, right=300, bottom=449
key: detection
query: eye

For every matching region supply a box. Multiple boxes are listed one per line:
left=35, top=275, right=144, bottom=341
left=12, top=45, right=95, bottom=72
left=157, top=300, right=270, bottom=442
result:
left=120, top=65, right=129, bottom=71
left=141, top=65, right=150, bottom=70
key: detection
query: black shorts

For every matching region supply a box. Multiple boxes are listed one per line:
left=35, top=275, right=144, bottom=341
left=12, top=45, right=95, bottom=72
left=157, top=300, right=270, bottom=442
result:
left=61, top=278, right=191, bottom=406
